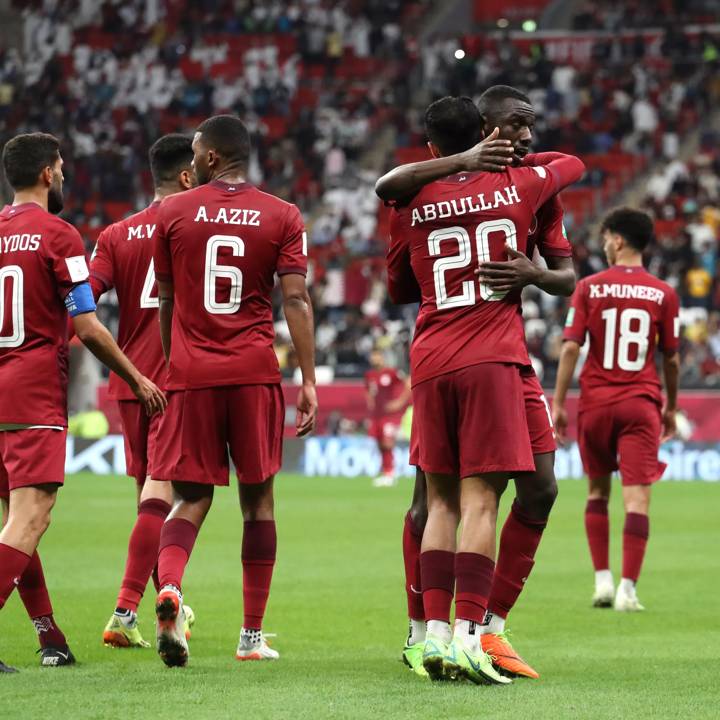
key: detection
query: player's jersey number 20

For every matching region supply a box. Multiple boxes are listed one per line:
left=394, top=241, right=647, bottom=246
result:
left=428, top=219, right=517, bottom=309
left=0, top=265, right=24, bottom=348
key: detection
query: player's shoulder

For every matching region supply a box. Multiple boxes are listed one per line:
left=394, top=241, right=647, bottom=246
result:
left=246, top=185, right=301, bottom=219
left=100, top=203, right=157, bottom=238
left=41, top=212, right=84, bottom=246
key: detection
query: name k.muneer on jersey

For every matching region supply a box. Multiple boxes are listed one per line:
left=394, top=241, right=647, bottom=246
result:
left=410, top=184, right=521, bottom=226
left=588, top=283, right=665, bottom=304
left=193, top=205, right=261, bottom=226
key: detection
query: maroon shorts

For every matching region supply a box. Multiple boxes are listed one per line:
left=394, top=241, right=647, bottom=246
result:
left=118, top=400, right=161, bottom=485
left=522, top=369, right=556, bottom=455
left=0, top=428, right=67, bottom=498
left=409, top=368, right=553, bottom=468
left=577, top=398, right=665, bottom=486
left=153, top=385, right=284, bottom=486
left=412, top=363, right=534, bottom=478
left=368, top=417, right=400, bottom=445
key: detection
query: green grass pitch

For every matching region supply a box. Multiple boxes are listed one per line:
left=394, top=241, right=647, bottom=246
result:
left=1, top=473, right=718, bottom=719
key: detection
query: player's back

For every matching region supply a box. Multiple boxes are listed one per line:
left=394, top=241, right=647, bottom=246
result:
left=566, top=265, right=680, bottom=409
left=0, top=203, right=87, bottom=424
left=91, top=202, right=165, bottom=398
left=392, top=164, right=559, bottom=385
left=154, top=180, right=306, bottom=389
left=365, top=367, right=403, bottom=418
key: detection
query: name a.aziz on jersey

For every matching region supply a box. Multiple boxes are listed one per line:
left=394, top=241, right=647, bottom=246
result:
left=1, top=234, right=41, bottom=253
left=588, top=283, right=665, bottom=304
left=410, top=185, right=521, bottom=227
left=193, top=206, right=261, bottom=226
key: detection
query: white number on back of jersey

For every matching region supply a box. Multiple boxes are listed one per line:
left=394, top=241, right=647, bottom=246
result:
left=0, top=265, right=25, bottom=348
left=428, top=220, right=518, bottom=310
left=204, top=234, right=244, bottom=314
left=140, top=259, right=159, bottom=309
left=601, top=307, right=651, bottom=371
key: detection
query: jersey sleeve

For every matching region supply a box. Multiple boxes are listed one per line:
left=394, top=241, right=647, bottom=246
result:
left=535, top=195, right=572, bottom=258
left=153, top=206, right=173, bottom=283
left=515, top=154, right=585, bottom=212
left=562, top=280, right=588, bottom=344
left=89, top=226, right=115, bottom=294
left=658, top=287, right=681, bottom=353
left=48, top=223, right=91, bottom=301
left=387, top=210, right=421, bottom=304
left=277, top=204, right=308, bottom=277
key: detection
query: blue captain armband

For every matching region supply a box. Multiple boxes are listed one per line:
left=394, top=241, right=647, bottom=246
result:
left=65, top=282, right=96, bottom=317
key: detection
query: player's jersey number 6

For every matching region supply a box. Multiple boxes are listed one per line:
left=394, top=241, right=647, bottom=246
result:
left=0, top=265, right=24, bottom=348
left=204, top=234, right=244, bottom=314
left=428, top=219, right=517, bottom=309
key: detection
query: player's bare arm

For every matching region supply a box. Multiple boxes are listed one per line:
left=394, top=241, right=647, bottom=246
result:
left=476, top=248, right=575, bottom=295
left=385, top=377, right=412, bottom=414
left=72, top=311, right=167, bottom=416
left=280, top=273, right=318, bottom=437
left=661, top=350, right=680, bottom=442
left=157, top=278, right=174, bottom=362
left=374, top=128, right=514, bottom=203
left=552, top=340, right=581, bottom=446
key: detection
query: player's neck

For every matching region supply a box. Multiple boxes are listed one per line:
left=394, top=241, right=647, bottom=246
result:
left=213, top=165, right=247, bottom=185
left=613, top=253, right=643, bottom=268
left=12, top=189, right=47, bottom=211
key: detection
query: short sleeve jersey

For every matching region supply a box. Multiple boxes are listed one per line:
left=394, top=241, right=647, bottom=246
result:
left=391, top=164, right=569, bottom=386
left=90, top=201, right=165, bottom=400
left=563, top=265, right=680, bottom=410
left=0, top=203, right=89, bottom=425
left=153, top=180, right=307, bottom=389
left=364, top=367, right=405, bottom=419
left=529, top=195, right=572, bottom=259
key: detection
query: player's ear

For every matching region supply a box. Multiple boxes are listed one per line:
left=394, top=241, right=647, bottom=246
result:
left=179, top=169, right=193, bottom=190
left=427, top=141, right=440, bottom=159
left=40, top=165, right=53, bottom=187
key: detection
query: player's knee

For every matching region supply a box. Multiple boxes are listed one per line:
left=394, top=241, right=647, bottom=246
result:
left=239, top=478, right=274, bottom=521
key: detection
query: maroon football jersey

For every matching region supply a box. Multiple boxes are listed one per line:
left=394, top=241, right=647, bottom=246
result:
left=389, top=156, right=584, bottom=386
left=154, top=180, right=307, bottom=389
left=90, top=201, right=166, bottom=400
left=364, top=367, right=406, bottom=419
left=0, top=203, right=89, bottom=425
left=563, top=265, right=680, bottom=410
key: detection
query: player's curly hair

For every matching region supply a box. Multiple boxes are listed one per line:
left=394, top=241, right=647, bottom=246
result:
left=424, top=96, right=482, bottom=157
left=149, top=133, right=193, bottom=187
left=601, top=206, right=655, bottom=252
left=2, top=132, right=61, bottom=190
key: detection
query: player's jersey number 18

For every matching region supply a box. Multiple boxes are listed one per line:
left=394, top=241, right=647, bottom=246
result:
left=0, top=265, right=24, bottom=348
left=600, top=307, right=651, bottom=371
left=428, top=220, right=517, bottom=309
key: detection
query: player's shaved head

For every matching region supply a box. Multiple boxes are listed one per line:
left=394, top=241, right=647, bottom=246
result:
left=193, top=115, right=250, bottom=184
left=424, top=96, right=482, bottom=157
left=478, top=85, right=535, bottom=163
left=601, top=207, right=654, bottom=254
left=477, top=85, right=531, bottom=118
left=2, top=132, right=61, bottom=190
left=149, top=134, right=194, bottom=188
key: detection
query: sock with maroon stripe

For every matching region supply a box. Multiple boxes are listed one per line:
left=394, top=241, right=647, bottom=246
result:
left=157, top=518, right=199, bottom=591
left=380, top=448, right=394, bottom=475
left=420, top=550, right=454, bottom=630
left=116, top=499, right=172, bottom=612
left=242, top=520, right=277, bottom=630
left=402, top=512, right=425, bottom=621
left=585, top=498, right=609, bottom=571
left=486, top=502, right=548, bottom=622
left=0, top=543, right=32, bottom=610
left=17, top=551, right=68, bottom=649
left=622, top=512, right=649, bottom=583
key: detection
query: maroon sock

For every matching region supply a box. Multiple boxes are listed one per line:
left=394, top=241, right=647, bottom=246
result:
left=585, top=498, right=609, bottom=571
left=0, top=543, right=32, bottom=609
left=487, top=502, right=547, bottom=619
left=402, top=513, right=425, bottom=621
left=117, top=499, right=171, bottom=611
left=151, top=565, right=161, bottom=594
left=242, top=520, right=277, bottom=630
left=381, top=448, right=394, bottom=475
left=419, top=550, right=454, bottom=623
left=622, top=512, right=649, bottom=582
left=157, top=518, right=199, bottom=591
left=17, top=551, right=67, bottom=649
left=455, top=552, right=495, bottom=623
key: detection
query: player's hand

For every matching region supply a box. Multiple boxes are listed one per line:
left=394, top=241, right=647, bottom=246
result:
left=131, top=375, right=168, bottom=416
left=384, top=398, right=404, bottom=413
left=660, top=406, right=677, bottom=443
left=458, top=127, right=514, bottom=173
left=476, top=243, right=541, bottom=293
left=296, top=382, right=318, bottom=437
left=552, top=404, right=568, bottom=447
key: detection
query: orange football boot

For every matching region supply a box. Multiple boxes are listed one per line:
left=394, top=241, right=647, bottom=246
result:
left=481, top=631, right=539, bottom=679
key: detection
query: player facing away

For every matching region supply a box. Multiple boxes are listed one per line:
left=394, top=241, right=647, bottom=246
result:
left=553, top=208, right=680, bottom=612
left=364, top=348, right=411, bottom=488
left=379, top=86, right=576, bottom=679
left=150, top=115, right=317, bottom=667
left=387, top=96, right=584, bottom=684
left=90, top=134, right=197, bottom=648
left=0, top=133, right=166, bottom=672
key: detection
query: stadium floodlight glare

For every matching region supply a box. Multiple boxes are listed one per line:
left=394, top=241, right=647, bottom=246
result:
left=522, top=19, right=537, bottom=32
left=497, top=18, right=509, bottom=28
left=454, top=48, right=466, bottom=60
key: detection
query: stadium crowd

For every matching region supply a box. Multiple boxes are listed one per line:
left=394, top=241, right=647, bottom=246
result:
left=1, top=1, right=720, bottom=386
